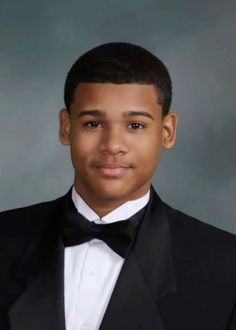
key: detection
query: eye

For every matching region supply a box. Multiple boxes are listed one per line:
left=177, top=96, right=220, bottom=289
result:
left=84, top=121, right=102, bottom=128
left=128, top=122, right=145, bottom=129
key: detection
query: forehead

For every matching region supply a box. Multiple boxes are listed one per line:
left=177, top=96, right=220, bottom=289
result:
left=72, top=83, right=161, bottom=111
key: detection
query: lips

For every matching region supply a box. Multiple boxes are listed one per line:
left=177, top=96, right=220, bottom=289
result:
left=95, top=163, right=131, bottom=177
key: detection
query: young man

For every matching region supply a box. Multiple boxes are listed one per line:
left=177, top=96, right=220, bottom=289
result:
left=1, top=42, right=236, bottom=330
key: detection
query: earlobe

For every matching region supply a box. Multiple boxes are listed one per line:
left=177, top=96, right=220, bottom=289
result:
left=59, top=108, right=71, bottom=146
left=162, top=112, right=178, bottom=149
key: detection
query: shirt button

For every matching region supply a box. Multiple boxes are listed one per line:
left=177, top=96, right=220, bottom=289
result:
left=89, top=270, right=95, bottom=276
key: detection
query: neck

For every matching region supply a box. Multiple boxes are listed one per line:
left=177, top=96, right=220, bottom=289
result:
left=73, top=184, right=150, bottom=218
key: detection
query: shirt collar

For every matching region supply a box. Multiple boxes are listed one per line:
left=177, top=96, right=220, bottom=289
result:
left=72, top=187, right=150, bottom=224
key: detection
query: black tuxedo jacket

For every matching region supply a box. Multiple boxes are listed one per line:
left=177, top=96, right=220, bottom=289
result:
left=1, top=186, right=236, bottom=330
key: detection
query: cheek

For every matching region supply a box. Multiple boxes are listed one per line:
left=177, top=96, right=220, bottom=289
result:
left=140, top=149, right=161, bottom=171
left=70, top=133, right=99, bottom=163
left=69, top=133, right=86, bottom=160
left=140, top=147, right=161, bottom=180
left=136, top=134, right=162, bottom=161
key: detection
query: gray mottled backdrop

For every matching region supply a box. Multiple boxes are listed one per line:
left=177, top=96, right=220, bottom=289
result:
left=0, top=0, right=235, bottom=233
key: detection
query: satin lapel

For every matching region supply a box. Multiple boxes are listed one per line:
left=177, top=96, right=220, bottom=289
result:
left=100, top=250, right=166, bottom=330
left=9, top=243, right=65, bottom=330
left=134, top=186, right=176, bottom=299
left=8, top=191, right=72, bottom=330
left=100, top=186, right=176, bottom=330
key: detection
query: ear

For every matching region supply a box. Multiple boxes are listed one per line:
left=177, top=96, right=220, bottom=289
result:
left=59, top=108, right=71, bottom=146
left=161, top=112, right=178, bottom=149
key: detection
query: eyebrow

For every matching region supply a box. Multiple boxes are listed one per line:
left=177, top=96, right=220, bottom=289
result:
left=77, top=109, right=155, bottom=120
left=124, top=111, right=155, bottom=120
left=77, top=110, right=105, bottom=118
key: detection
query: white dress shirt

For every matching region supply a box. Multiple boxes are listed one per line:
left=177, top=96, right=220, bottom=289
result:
left=64, top=187, right=150, bottom=330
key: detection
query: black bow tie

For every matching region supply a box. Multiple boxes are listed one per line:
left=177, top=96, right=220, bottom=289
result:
left=62, top=198, right=145, bottom=258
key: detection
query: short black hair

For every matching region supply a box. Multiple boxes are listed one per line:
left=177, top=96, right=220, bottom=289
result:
left=64, top=42, right=172, bottom=116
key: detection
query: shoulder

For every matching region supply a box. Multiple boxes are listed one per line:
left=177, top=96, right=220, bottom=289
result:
left=151, top=187, right=236, bottom=252
left=161, top=201, right=236, bottom=281
left=0, top=192, right=68, bottom=250
left=0, top=191, right=71, bottom=282
left=166, top=203, right=236, bottom=252
left=150, top=187, right=236, bottom=255
left=0, top=195, right=64, bottom=228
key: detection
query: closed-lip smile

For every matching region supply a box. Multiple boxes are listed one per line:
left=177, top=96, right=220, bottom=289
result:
left=96, top=163, right=131, bottom=168
left=95, top=163, right=131, bottom=176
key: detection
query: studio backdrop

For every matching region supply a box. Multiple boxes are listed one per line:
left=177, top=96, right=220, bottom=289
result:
left=0, top=0, right=235, bottom=233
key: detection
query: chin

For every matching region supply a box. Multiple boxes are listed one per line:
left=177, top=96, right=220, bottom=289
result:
left=93, top=182, right=132, bottom=201
left=97, top=188, right=128, bottom=201
left=76, top=175, right=141, bottom=202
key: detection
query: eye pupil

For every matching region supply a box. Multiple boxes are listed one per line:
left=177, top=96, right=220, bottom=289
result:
left=88, top=121, right=99, bottom=127
left=132, top=123, right=141, bottom=129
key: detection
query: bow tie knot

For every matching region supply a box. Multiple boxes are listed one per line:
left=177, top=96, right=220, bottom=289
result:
left=62, top=201, right=141, bottom=258
left=85, top=221, right=103, bottom=238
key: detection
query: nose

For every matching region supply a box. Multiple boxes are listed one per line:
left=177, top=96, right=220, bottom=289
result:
left=99, top=127, right=129, bottom=155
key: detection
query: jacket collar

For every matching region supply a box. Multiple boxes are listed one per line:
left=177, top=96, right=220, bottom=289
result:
left=9, top=185, right=176, bottom=330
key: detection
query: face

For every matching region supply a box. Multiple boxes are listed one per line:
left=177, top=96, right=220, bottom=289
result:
left=59, top=83, right=177, bottom=213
